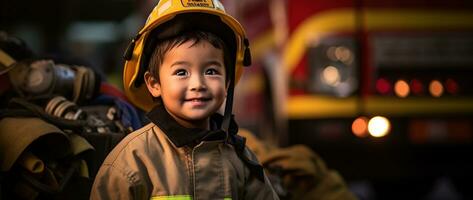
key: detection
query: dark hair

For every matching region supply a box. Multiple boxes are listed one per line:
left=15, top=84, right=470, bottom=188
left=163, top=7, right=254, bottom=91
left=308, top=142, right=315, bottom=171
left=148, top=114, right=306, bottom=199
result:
left=147, top=30, right=231, bottom=83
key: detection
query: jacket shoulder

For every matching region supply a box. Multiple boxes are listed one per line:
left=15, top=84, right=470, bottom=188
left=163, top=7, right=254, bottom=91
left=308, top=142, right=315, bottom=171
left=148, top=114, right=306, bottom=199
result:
left=101, top=123, right=159, bottom=166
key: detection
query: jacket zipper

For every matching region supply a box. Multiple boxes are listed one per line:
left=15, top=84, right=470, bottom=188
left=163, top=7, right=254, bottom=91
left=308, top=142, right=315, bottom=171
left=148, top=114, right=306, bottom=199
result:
left=191, top=147, right=197, bottom=200
left=189, top=142, right=203, bottom=200
left=184, top=147, right=195, bottom=198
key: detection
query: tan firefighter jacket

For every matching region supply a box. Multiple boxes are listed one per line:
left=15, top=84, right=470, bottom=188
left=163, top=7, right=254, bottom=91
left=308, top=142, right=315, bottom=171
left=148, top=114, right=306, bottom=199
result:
left=90, top=104, right=279, bottom=200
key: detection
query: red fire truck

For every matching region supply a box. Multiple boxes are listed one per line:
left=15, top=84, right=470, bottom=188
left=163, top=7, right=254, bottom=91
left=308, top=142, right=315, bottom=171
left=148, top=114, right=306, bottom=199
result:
left=227, top=0, right=473, bottom=197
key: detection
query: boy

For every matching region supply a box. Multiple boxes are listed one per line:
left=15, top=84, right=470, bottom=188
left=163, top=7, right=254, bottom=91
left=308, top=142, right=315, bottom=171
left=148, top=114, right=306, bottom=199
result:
left=90, top=0, right=279, bottom=199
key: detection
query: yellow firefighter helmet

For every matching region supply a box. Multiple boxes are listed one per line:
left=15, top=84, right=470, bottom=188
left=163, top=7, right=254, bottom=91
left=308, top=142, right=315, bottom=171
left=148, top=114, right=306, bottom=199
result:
left=123, top=0, right=251, bottom=112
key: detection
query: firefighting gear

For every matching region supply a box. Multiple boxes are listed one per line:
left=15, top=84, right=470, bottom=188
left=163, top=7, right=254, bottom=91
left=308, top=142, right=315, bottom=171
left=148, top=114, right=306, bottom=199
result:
left=239, top=129, right=358, bottom=200
left=91, top=103, right=278, bottom=200
left=0, top=31, right=34, bottom=76
left=1, top=74, right=138, bottom=199
left=45, top=96, right=86, bottom=120
left=0, top=96, right=138, bottom=199
left=0, top=31, right=34, bottom=97
left=0, top=117, right=70, bottom=171
left=8, top=59, right=98, bottom=104
left=122, top=0, right=252, bottom=113
left=18, top=151, right=45, bottom=174
left=0, top=48, right=15, bottom=75
left=0, top=117, right=94, bottom=199
left=1, top=31, right=142, bottom=199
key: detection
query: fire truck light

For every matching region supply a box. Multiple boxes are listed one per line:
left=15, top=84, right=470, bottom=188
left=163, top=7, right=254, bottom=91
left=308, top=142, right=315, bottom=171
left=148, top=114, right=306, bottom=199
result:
left=326, top=46, right=337, bottom=61
left=352, top=116, right=369, bottom=137
left=326, top=46, right=353, bottom=64
left=321, top=65, right=340, bottom=86
left=335, top=46, right=353, bottom=64
left=445, top=78, right=458, bottom=94
left=429, top=80, right=444, bottom=97
left=368, top=116, right=391, bottom=137
left=394, top=80, right=410, bottom=98
left=376, top=78, right=391, bottom=95
left=410, top=79, right=423, bottom=95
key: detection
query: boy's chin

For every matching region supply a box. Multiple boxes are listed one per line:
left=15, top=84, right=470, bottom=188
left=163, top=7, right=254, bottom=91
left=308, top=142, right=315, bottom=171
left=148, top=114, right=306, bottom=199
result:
left=184, top=112, right=213, bottom=121
left=184, top=108, right=220, bottom=120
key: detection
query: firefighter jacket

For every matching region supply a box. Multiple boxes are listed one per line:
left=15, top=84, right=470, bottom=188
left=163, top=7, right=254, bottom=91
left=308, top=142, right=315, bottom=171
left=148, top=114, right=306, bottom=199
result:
left=90, top=103, right=279, bottom=200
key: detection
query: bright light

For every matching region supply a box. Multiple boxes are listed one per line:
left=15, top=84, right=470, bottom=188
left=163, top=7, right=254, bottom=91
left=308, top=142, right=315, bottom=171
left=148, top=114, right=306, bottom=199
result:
left=368, top=116, right=391, bottom=137
left=394, top=80, right=410, bottom=98
left=326, top=46, right=353, bottom=64
left=335, top=46, right=353, bottom=64
left=321, top=65, right=340, bottom=86
left=352, top=116, right=369, bottom=137
left=326, top=46, right=337, bottom=61
left=429, top=80, right=444, bottom=97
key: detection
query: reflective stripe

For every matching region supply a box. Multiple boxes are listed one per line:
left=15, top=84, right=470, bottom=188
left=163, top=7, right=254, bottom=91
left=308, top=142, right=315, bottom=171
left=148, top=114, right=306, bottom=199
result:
left=150, top=195, right=192, bottom=200
left=150, top=196, right=232, bottom=200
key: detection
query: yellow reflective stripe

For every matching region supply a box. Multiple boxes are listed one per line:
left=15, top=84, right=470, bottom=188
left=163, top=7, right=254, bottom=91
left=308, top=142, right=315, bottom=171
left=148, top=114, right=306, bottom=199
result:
left=150, top=195, right=192, bottom=200
left=150, top=196, right=231, bottom=200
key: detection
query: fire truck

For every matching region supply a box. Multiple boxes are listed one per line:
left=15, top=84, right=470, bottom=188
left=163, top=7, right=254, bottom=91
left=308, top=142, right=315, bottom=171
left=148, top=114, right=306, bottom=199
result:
left=226, top=0, right=473, bottom=197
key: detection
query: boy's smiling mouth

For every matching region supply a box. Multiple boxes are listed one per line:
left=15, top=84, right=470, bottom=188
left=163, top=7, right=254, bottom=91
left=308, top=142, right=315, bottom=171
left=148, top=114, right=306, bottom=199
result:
left=184, top=97, right=212, bottom=105
left=186, top=97, right=211, bottom=101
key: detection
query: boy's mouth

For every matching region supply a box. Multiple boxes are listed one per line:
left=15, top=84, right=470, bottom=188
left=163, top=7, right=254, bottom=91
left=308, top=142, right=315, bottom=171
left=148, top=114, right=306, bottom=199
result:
left=185, top=97, right=211, bottom=102
left=185, top=97, right=211, bottom=107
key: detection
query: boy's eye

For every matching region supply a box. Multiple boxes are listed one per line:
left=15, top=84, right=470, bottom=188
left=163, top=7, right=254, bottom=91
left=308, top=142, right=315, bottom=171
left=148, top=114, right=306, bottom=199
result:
left=174, top=69, right=188, bottom=76
left=205, top=68, right=220, bottom=75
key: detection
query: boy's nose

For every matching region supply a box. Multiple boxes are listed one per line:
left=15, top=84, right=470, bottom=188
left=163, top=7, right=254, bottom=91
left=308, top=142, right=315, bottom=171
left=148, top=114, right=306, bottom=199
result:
left=189, top=74, right=207, bottom=91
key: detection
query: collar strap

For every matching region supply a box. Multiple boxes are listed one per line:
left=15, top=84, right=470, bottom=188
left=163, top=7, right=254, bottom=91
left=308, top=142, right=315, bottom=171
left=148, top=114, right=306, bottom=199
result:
left=228, top=134, right=265, bottom=182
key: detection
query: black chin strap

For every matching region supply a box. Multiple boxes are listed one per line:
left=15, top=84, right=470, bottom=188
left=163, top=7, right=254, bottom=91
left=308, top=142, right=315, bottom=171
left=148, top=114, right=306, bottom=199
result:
left=222, top=37, right=251, bottom=134
left=221, top=79, right=234, bottom=135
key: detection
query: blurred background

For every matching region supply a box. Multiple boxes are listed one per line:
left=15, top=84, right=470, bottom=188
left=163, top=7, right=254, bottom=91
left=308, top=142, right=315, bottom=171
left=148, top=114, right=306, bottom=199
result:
left=2, top=0, right=473, bottom=199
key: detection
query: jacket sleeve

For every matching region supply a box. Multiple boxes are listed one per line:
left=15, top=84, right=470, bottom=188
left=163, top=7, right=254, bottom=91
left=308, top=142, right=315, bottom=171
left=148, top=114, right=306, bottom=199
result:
left=258, top=145, right=358, bottom=200
left=243, top=148, right=280, bottom=200
left=90, top=163, right=148, bottom=200
left=239, top=129, right=357, bottom=200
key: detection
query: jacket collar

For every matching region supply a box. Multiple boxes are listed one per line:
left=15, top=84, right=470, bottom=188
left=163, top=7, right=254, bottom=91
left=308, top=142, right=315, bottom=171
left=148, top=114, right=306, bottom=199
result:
left=146, top=103, right=238, bottom=147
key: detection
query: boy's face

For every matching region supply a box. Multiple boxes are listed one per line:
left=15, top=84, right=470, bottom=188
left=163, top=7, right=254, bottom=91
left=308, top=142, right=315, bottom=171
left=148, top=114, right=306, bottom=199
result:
left=145, top=40, right=227, bottom=129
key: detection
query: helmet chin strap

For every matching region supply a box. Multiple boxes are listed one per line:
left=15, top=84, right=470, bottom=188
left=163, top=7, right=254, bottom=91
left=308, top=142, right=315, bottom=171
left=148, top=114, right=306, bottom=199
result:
left=221, top=67, right=235, bottom=135
left=220, top=69, right=266, bottom=183
left=221, top=37, right=251, bottom=135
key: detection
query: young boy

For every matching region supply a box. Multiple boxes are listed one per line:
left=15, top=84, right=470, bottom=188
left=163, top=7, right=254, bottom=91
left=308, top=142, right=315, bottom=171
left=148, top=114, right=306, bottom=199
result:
left=90, top=0, right=279, bottom=199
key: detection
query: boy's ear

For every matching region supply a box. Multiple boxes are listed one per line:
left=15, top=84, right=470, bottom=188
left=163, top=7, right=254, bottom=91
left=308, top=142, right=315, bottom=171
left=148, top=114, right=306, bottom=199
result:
left=144, top=71, right=161, bottom=97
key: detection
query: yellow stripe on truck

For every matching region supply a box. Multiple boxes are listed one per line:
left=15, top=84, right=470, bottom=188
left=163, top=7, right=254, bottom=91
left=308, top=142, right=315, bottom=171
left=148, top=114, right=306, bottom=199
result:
left=284, top=9, right=473, bottom=74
